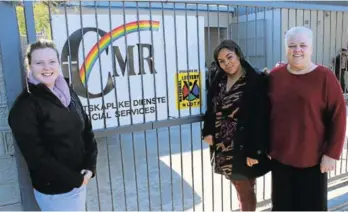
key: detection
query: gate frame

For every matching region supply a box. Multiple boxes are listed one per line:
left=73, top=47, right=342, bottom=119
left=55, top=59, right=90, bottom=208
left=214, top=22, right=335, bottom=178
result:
left=2, top=0, right=348, bottom=210
left=0, top=1, right=39, bottom=210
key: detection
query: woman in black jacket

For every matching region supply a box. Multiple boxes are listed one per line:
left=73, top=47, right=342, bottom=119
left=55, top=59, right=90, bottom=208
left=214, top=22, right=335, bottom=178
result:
left=8, top=39, right=98, bottom=211
left=202, top=40, right=270, bottom=211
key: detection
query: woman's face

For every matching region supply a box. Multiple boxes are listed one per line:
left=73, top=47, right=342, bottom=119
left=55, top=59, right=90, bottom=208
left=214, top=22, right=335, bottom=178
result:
left=286, top=33, right=313, bottom=70
left=29, top=47, right=60, bottom=88
left=217, top=48, right=241, bottom=75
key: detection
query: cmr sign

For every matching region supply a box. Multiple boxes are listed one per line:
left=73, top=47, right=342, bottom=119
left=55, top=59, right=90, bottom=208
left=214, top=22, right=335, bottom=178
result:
left=52, top=14, right=205, bottom=129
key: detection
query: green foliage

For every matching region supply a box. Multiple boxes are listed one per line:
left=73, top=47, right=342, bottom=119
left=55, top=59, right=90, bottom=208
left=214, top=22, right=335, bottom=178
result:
left=15, top=1, right=67, bottom=39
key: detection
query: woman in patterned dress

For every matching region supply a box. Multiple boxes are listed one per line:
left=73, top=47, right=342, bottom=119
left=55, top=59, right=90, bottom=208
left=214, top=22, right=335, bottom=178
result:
left=202, top=40, right=271, bottom=211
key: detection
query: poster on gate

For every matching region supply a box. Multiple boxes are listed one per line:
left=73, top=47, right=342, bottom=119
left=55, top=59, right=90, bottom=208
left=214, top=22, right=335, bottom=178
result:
left=51, top=13, right=205, bottom=129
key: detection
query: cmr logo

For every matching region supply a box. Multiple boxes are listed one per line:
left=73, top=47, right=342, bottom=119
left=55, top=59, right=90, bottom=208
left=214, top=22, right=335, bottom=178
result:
left=60, top=20, right=160, bottom=99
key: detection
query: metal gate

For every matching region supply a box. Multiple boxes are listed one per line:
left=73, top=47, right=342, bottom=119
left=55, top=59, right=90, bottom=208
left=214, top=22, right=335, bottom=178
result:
left=2, top=1, right=348, bottom=211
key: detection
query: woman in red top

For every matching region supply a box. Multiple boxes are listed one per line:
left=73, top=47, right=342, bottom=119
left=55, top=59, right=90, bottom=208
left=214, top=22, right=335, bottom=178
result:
left=268, top=26, right=346, bottom=211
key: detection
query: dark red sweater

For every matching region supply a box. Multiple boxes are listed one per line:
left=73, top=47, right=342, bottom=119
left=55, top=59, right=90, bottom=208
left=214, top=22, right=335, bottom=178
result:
left=268, top=64, right=346, bottom=168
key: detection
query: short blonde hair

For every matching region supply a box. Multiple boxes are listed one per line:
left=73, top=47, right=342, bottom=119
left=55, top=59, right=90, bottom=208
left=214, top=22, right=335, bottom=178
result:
left=284, top=26, right=313, bottom=49
left=25, top=39, right=60, bottom=67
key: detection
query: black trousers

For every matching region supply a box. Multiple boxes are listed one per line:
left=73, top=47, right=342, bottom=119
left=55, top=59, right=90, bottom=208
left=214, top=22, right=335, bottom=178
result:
left=271, top=159, right=328, bottom=211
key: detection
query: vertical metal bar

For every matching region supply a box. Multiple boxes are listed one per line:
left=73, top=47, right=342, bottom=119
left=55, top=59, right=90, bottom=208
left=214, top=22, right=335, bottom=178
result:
left=135, top=2, right=146, bottom=124
left=272, top=7, right=274, bottom=66
left=149, top=3, right=163, bottom=210
left=322, top=11, right=325, bottom=65
left=162, top=3, right=174, bottom=210
left=173, top=3, right=185, bottom=210
left=79, top=1, right=92, bottom=127
left=196, top=3, right=205, bottom=212
left=135, top=3, right=152, bottom=210
left=106, top=2, right=124, bottom=209
left=23, top=1, right=36, bottom=43
left=118, top=134, right=128, bottom=210
left=161, top=3, right=174, bottom=210
left=94, top=167, right=101, bottom=211
left=254, top=6, right=257, bottom=68
left=263, top=6, right=267, bottom=69
left=309, top=10, right=312, bottom=58
left=47, top=2, right=54, bottom=40
left=346, top=137, right=348, bottom=172
left=228, top=5, right=231, bottom=40
left=184, top=3, right=195, bottom=210
left=338, top=14, right=344, bottom=173
left=207, top=4, right=211, bottom=64
left=217, top=4, right=220, bottom=44
left=287, top=9, right=290, bottom=29
left=229, top=7, right=233, bottom=210
left=309, top=10, right=312, bottom=29
left=161, top=1, right=170, bottom=121
left=63, top=4, right=73, bottom=86
left=105, top=136, right=115, bottom=210
left=342, top=12, right=348, bottom=172
left=315, top=10, right=319, bottom=64
left=143, top=130, right=152, bottom=210
left=107, top=1, right=120, bottom=127
left=122, top=1, right=134, bottom=125
left=121, top=2, right=138, bottom=210
left=90, top=3, right=102, bottom=210
left=333, top=11, right=341, bottom=173
left=93, top=1, right=107, bottom=129
left=206, top=4, right=214, bottom=211
left=216, top=4, right=224, bottom=211
left=245, top=6, right=249, bottom=60
left=295, top=9, right=298, bottom=26
left=286, top=8, right=290, bottom=63
left=236, top=5, right=239, bottom=44
left=329, top=11, right=332, bottom=78
left=262, top=6, right=267, bottom=201
left=329, top=10, right=334, bottom=179
left=280, top=9, right=283, bottom=62
left=130, top=132, right=139, bottom=210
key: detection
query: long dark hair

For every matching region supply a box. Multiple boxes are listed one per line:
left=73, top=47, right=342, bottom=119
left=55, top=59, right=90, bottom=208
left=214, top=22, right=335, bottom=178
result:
left=214, top=40, right=258, bottom=74
left=213, top=40, right=246, bottom=69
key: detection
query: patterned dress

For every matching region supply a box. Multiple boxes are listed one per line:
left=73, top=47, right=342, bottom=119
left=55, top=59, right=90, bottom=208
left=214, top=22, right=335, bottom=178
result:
left=212, top=73, right=246, bottom=180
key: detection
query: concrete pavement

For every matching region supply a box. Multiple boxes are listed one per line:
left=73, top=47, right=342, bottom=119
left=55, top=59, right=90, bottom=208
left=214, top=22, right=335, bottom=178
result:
left=84, top=122, right=348, bottom=211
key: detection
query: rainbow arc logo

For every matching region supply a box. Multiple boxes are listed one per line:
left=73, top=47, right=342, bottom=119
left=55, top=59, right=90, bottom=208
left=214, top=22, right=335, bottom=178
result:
left=79, top=20, right=160, bottom=87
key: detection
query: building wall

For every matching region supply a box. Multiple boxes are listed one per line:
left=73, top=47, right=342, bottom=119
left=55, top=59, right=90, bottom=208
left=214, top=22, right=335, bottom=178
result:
left=232, top=9, right=348, bottom=70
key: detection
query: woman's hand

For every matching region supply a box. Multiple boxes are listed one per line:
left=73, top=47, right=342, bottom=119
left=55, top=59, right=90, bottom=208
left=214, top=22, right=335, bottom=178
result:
left=81, top=169, right=93, bottom=185
left=246, top=157, right=259, bottom=167
left=203, top=135, right=213, bottom=146
left=320, top=155, right=336, bottom=173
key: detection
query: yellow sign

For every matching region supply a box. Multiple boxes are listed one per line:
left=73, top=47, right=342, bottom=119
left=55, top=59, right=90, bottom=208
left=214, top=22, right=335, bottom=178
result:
left=175, top=70, right=201, bottom=109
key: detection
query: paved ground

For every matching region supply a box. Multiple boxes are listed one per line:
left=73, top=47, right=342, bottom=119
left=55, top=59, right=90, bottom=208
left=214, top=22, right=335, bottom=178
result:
left=84, top=120, right=348, bottom=211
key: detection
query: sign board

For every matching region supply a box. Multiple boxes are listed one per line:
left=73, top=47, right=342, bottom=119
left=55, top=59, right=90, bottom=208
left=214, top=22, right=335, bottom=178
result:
left=52, top=14, right=205, bottom=129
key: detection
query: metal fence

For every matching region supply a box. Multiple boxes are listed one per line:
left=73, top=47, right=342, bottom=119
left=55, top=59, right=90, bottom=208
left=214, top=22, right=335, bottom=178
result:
left=10, top=0, right=348, bottom=211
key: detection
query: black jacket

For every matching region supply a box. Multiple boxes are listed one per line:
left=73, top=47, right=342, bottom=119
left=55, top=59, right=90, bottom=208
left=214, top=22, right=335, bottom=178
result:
left=8, top=81, right=98, bottom=194
left=202, top=60, right=271, bottom=179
